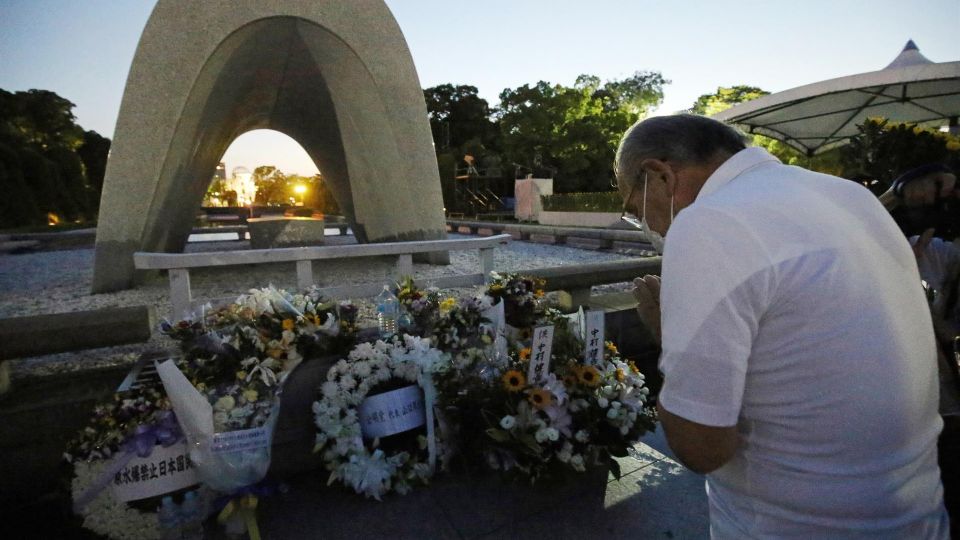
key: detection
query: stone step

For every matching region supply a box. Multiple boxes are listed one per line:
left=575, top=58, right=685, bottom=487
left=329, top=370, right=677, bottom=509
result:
left=0, top=240, right=41, bottom=254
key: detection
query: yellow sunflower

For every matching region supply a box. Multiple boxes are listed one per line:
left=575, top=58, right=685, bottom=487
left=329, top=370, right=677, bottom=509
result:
left=518, top=347, right=532, bottom=362
left=282, top=318, right=296, bottom=331
left=578, top=365, right=601, bottom=388
left=502, top=370, right=526, bottom=392
left=527, top=388, right=553, bottom=410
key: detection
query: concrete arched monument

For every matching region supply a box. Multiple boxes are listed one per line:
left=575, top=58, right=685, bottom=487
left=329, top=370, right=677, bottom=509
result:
left=92, top=0, right=447, bottom=292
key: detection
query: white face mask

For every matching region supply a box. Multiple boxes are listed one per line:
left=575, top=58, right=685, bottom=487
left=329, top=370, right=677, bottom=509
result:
left=621, top=172, right=673, bottom=255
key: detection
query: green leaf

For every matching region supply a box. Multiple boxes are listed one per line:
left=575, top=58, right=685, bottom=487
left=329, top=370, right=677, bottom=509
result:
left=486, top=428, right=511, bottom=443
left=517, top=433, right=542, bottom=454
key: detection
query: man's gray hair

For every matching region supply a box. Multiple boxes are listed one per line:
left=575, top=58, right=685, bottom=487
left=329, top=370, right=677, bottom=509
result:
left=615, top=114, right=749, bottom=187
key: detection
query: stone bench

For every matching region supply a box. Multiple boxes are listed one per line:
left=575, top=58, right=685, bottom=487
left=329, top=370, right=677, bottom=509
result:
left=134, top=234, right=512, bottom=319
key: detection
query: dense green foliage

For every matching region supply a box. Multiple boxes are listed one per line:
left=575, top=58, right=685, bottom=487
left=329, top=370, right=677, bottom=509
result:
left=841, top=118, right=960, bottom=191
left=0, top=88, right=109, bottom=228
left=424, top=72, right=668, bottom=210
left=541, top=191, right=622, bottom=213
left=690, top=85, right=768, bottom=116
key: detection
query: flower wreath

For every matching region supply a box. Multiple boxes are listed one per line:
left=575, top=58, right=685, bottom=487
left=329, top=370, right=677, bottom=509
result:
left=65, top=387, right=206, bottom=540
left=313, top=335, right=445, bottom=500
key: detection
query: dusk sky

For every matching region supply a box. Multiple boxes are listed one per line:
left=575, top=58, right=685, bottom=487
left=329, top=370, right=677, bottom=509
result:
left=1, top=0, right=957, bottom=176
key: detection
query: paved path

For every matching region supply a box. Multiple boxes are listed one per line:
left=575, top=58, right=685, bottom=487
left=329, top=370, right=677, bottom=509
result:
left=217, top=429, right=709, bottom=540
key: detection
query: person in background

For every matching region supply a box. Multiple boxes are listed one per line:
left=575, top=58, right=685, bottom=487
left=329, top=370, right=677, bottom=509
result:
left=885, top=163, right=960, bottom=538
left=618, top=114, right=948, bottom=538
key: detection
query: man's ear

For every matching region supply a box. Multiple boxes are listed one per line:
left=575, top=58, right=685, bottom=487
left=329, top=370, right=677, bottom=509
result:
left=640, top=158, right=677, bottom=193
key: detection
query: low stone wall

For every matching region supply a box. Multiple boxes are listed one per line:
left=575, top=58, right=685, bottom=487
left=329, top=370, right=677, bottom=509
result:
left=0, top=306, right=154, bottom=360
left=537, top=211, right=621, bottom=228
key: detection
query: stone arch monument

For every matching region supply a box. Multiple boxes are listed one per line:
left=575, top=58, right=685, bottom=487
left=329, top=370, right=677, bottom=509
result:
left=92, top=0, right=447, bottom=293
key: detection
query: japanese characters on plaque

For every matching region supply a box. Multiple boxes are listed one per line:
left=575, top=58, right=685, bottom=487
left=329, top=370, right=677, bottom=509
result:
left=110, top=442, right=198, bottom=502
left=211, top=425, right=273, bottom=454
left=527, top=325, right=555, bottom=384
left=359, top=384, right=426, bottom=439
left=583, top=310, right=605, bottom=365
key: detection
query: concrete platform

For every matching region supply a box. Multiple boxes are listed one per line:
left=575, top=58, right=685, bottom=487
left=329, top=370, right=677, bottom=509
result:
left=209, top=430, right=708, bottom=539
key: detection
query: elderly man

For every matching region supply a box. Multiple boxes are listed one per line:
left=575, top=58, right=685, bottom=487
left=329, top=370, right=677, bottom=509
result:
left=617, top=114, right=948, bottom=538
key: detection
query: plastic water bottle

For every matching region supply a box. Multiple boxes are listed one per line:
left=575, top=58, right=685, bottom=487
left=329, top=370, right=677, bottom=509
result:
left=375, top=285, right=399, bottom=337
left=180, top=490, right=204, bottom=540
left=397, top=310, right=413, bottom=333
left=157, top=496, right=181, bottom=540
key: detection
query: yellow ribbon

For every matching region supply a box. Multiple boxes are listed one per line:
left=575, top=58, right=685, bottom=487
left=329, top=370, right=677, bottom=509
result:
left=217, top=495, right=261, bottom=540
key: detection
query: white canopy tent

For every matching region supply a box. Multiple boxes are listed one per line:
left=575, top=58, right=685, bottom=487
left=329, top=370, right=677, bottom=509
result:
left=712, top=41, right=960, bottom=156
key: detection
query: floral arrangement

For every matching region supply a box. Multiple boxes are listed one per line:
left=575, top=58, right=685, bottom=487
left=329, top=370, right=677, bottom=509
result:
left=64, top=386, right=205, bottom=540
left=394, top=276, right=446, bottom=335
left=313, top=335, right=444, bottom=500
left=433, top=306, right=657, bottom=481
left=485, top=271, right=546, bottom=329
left=431, top=294, right=495, bottom=354
left=159, top=286, right=361, bottom=433
left=65, top=386, right=171, bottom=464
left=156, top=286, right=360, bottom=536
left=164, top=285, right=359, bottom=365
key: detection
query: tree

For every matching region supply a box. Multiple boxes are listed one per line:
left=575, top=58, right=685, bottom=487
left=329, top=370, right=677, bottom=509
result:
left=498, top=72, right=668, bottom=192
left=45, top=146, right=90, bottom=220
left=690, top=85, right=768, bottom=116
left=687, top=85, right=846, bottom=173
left=3, top=89, right=84, bottom=150
left=0, top=143, right=41, bottom=227
left=252, top=165, right=287, bottom=205
left=0, top=88, right=108, bottom=228
left=841, top=118, right=960, bottom=189
left=77, top=130, right=111, bottom=194
left=423, top=84, right=498, bottom=151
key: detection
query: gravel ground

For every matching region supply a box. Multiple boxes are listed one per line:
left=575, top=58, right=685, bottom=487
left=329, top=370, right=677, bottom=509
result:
left=0, top=233, right=644, bottom=377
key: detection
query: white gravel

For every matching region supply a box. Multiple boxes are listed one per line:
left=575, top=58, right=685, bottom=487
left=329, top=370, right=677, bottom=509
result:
left=0, top=233, right=644, bottom=376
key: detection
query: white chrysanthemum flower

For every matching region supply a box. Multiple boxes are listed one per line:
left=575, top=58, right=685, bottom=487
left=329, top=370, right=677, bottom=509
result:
left=570, top=454, right=586, bottom=472
left=575, top=429, right=590, bottom=443
left=321, top=381, right=340, bottom=399
left=339, top=375, right=357, bottom=391
left=500, top=415, right=516, bottom=429
left=354, top=361, right=372, bottom=378
left=214, top=395, right=235, bottom=411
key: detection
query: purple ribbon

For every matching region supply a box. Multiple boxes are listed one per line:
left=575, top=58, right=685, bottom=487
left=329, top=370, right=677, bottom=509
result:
left=73, top=412, right=185, bottom=513
left=123, top=411, right=181, bottom=458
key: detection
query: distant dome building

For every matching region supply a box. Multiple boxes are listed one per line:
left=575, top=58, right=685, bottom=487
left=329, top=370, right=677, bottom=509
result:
left=225, top=166, right=256, bottom=205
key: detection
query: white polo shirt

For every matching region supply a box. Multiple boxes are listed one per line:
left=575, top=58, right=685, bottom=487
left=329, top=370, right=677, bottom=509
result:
left=658, top=147, right=948, bottom=538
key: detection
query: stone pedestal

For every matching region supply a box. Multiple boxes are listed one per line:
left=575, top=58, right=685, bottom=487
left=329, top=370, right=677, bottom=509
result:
left=247, top=217, right=325, bottom=249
